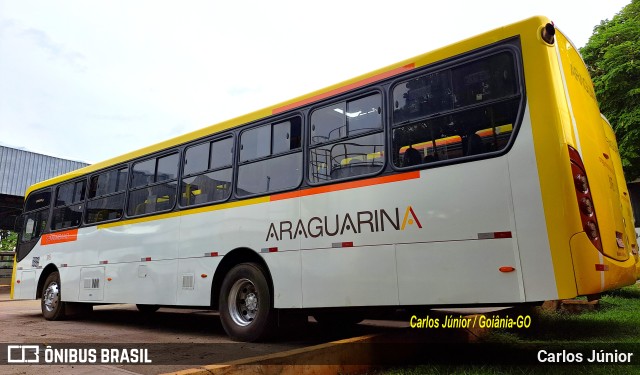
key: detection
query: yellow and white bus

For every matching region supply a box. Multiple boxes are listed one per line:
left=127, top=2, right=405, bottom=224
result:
left=12, top=16, right=637, bottom=341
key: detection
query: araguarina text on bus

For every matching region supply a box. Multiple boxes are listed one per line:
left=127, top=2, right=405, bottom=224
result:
left=265, top=206, right=422, bottom=241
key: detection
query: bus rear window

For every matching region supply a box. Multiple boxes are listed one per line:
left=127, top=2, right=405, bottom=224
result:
left=393, top=52, right=518, bottom=124
left=392, top=51, right=520, bottom=168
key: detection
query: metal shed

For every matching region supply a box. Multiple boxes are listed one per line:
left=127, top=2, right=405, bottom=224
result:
left=0, top=146, right=88, bottom=230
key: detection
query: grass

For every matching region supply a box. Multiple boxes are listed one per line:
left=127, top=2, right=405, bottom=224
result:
left=488, top=285, right=640, bottom=344
left=381, top=284, right=640, bottom=375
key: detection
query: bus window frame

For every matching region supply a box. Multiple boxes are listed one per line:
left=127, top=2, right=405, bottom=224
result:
left=16, top=188, right=51, bottom=262
left=18, top=187, right=52, bottom=240
left=387, top=42, right=526, bottom=173
left=84, top=164, right=129, bottom=226
left=306, top=89, right=387, bottom=187
left=178, top=133, right=235, bottom=209
left=125, top=149, right=181, bottom=219
left=50, top=178, right=87, bottom=232
left=234, top=113, right=305, bottom=199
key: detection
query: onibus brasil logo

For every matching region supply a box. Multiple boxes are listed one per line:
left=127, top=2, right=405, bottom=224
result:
left=266, top=206, right=422, bottom=241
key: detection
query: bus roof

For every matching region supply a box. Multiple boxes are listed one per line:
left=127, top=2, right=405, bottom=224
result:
left=25, top=15, right=551, bottom=197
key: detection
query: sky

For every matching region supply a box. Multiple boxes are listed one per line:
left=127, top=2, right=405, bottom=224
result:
left=0, top=0, right=631, bottom=164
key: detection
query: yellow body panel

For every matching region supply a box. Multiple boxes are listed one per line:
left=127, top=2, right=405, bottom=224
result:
left=10, top=255, right=17, bottom=300
left=545, top=29, right=636, bottom=294
left=515, top=19, right=580, bottom=299
left=570, top=232, right=636, bottom=292
left=602, top=116, right=640, bottom=278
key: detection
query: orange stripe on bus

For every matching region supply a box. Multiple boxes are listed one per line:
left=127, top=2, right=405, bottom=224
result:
left=41, top=229, right=78, bottom=246
left=272, top=63, right=415, bottom=114
left=270, top=171, right=420, bottom=202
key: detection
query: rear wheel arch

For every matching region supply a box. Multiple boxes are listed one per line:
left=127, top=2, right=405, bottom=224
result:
left=210, top=248, right=273, bottom=310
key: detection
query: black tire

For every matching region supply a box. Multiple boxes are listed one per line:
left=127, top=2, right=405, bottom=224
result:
left=136, top=304, right=160, bottom=313
left=219, top=263, right=275, bottom=342
left=313, top=312, right=364, bottom=327
left=41, top=272, right=66, bottom=320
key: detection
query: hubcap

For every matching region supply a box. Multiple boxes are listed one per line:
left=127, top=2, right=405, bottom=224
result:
left=43, top=282, right=59, bottom=312
left=228, top=278, right=258, bottom=327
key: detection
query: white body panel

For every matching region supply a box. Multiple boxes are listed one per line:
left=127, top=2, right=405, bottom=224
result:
left=396, top=240, right=519, bottom=304
left=79, top=267, right=104, bottom=301
left=14, top=102, right=560, bottom=309
left=301, top=245, right=398, bottom=307
left=103, top=261, right=177, bottom=304
left=16, top=270, right=37, bottom=299
left=506, top=107, right=558, bottom=301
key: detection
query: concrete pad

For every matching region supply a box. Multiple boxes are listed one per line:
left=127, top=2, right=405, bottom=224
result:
left=164, top=334, right=378, bottom=375
left=164, top=311, right=497, bottom=375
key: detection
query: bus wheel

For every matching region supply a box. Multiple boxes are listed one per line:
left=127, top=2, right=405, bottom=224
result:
left=136, top=304, right=160, bottom=314
left=41, top=272, right=66, bottom=320
left=219, top=263, right=275, bottom=342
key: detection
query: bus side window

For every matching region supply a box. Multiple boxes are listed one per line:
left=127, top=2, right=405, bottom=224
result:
left=181, top=136, right=233, bottom=207
left=128, top=153, right=179, bottom=216
left=23, top=218, right=35, bottom=241
left=391, top=51, right=519, bottom=169
left=237, top=118, right=302, bottom=197
left=21, top=211, right=47, bottom=242
left=308, top=93, right=384, bottom=183
left=19, top=189, right=51, bottom=244
left=51, top=180, right=86, bottom=230
left=86, top=167, right=128, bottom=225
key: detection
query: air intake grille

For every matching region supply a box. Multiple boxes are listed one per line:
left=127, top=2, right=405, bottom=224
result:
left=182, top=275, right=195, bottom=289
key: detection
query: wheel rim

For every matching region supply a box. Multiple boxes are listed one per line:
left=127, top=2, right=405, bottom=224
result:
left=228, top=278, right=259, bottom=327
left=43, top=281, right=60, bottom=313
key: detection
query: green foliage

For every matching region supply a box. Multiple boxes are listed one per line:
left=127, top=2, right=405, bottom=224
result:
left=0, top=230, right=17, bottom=252
left=581, top=0, right=640, bottom=181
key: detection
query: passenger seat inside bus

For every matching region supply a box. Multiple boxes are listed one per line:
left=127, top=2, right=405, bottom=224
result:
left=424, top=153, right=439, bottom=163
left=192, top=175, right=216, bottom=204
left=466, top=134, right=485, bottom=156
left=403, top=146, right=422, bottom=167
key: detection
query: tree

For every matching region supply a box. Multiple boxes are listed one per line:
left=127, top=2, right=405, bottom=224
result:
left=581, top=0, right=640, bottom=181
left=0, top=230, right=17, bottom=252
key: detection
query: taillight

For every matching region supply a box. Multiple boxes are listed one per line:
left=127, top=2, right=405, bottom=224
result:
left=579, top=197, right=594, bottom=216
left=574, top=174, right=589, bottom=193
left=569, top=146, right=603, bottom=252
